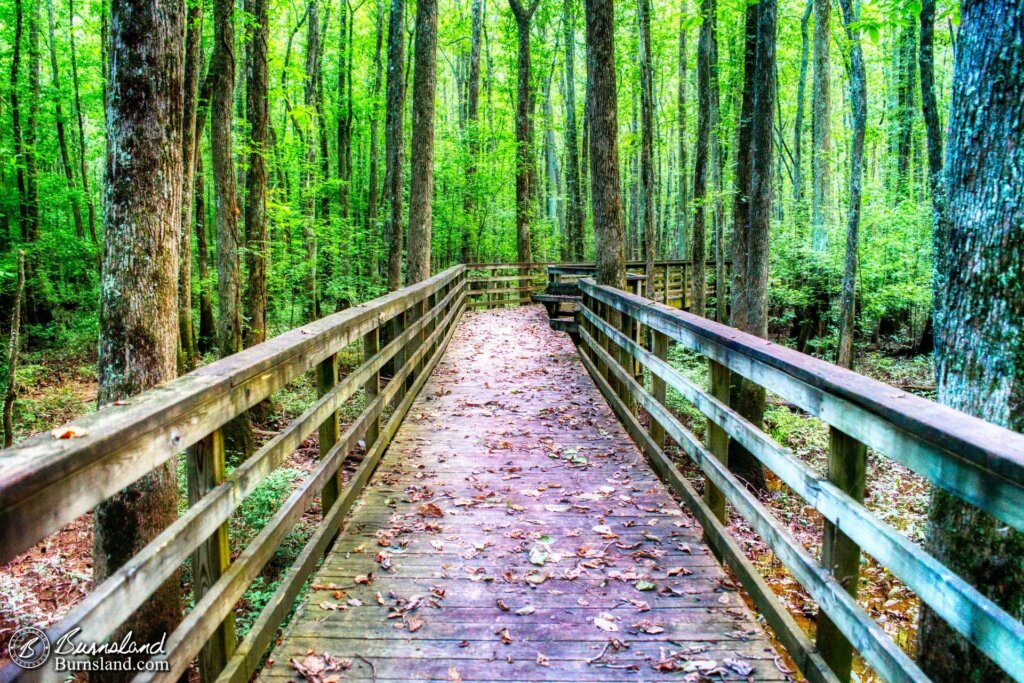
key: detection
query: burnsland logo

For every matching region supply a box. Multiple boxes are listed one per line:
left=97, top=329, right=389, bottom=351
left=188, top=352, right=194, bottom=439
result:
left=7, top=626, right=170, bottom=673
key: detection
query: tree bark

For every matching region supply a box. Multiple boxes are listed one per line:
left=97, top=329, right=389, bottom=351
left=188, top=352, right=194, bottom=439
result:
left=584, top=0, right=624, bottom=288
left=918, top=3, right=1024, bottom=679
left=563, top=0, right=584, bottom=261
left=406, top=0, right=437, bottom=283
left=10, top=0, right=29, bottom=243
left=461, top=0, right=484, bottom=263
left=244, top=0, right=269, bottom=348
left=303, top=0, right=321, bottom=318
left=919, top=0, right=946, bottom=300
left=810, top=0, right=830, bottom=252
left=179, top=0, right=202, bottom=370
left=24, top=0, right=41, bottom=244
left=367, top=0, right=385, bottom=254
left=509, top=0, right=539, bottom=265
left=835, top=0, right=865, bottom=370
left=94, top=0, right=184, bottom=671
left=384, top=0, right=406, bottom=289
left=196, top=155, right=216, bottom=355
left=637, top=0, right=655, bottom=297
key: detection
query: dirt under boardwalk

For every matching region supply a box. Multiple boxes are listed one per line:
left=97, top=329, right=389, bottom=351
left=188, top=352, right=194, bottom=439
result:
left=263, top=306, right=785, bottom=682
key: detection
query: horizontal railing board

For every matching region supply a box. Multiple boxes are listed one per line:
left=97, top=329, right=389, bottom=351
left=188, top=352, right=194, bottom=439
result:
left=580, top=304, right=1024, bottom=680
left=578, top=324, right=928, bottom=683
left=0, top=267, right=465, bottom=562
left=579, top=279, right=1024, bottom=532
left=19, top=285, right=465, bottom=665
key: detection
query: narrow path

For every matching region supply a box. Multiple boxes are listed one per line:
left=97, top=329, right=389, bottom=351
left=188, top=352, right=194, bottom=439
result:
left=263, top=306, right=784, bottom=682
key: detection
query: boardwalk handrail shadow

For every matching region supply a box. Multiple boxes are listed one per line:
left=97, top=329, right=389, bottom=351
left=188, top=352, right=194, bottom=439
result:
left=577, top=277, right=1024, bottom=683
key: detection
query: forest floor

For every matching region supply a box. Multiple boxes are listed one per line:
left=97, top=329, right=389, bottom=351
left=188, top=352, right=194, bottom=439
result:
left=0, top=310, right=935, bottom=682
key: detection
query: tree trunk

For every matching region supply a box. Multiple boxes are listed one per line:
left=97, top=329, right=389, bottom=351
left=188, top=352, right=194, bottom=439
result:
left=45, top=0, right=85, bottom=240
left=4, top=251, right=25, bottom=448
left=918, top=3, right=1024, bottom=679
left=728, top=0, right=772, bottom=492
left=462, top=0, right=484, bottom=263
left=835, top=0, right=865, bottom=370
left=367, top=0, right=384, bottom=257
left=406, top=0, right=437, bottom=284
left=179, top=0, right=202, bottom=370
left=68, top=0, right=98, bottom=255
left=793, top=0, right=811, bottom=213
left=24, top=0, right=41, bottom=244
left=10, top=0, right=29, bottom=243
left=337, top=3, right=351, bottom=220
left=919, top=0, right=946, bottom=287
left=244, top=0, right=269, bottom=348
left=690, top=0, right=712, bottom=316
left=637, top=0, right=655, bottom=298
left=509, top=0, right=538, bottom=265
left=303, top=0, right=321, bottom=318
left=384, top=0, right=406, bottom=290
left=675, top=5, right=689, bottom=260
left=196, top=155, right=216, bottom=355
left=211, top=0, right=242, bottom=356
left=563, top=0, right=584, bottom=261
left=584, top=0, right=624, bottom=288
left=94, top=0, right=184, bottom=671
left=810, top=0, right=830, bottom=252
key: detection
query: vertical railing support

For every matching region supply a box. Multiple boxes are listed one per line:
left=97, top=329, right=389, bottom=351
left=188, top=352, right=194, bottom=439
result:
left=618, top=312, right=638, bottom=415
left=817, top=427, right=867, bottom=681
left=662, top=263, right=670, bottom=305
left=317, top=353, right=341, bottom=513
left=187, top=429, right=236, bottom=682
left=650, top=330, right=669, bottom=449
left=705, top=361, right=731, bottom=535
left=363, top=327, right=381, bottom=450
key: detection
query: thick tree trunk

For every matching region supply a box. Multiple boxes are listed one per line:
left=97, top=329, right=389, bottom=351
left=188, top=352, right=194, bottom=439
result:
left=509, top=0, right=538, bottom=265
left=563, top=0, right=584, bottom=261
left=303, top=0, right=321, bottom=318
left=584, top=0, right=624, bottom=288
left=94, top=0, right=184, bottom=672
left=179, top=0, right=202, bottom=370
left=918, top=3, right=1024, bottom=680
left=45, top=0, right=85, bottom=240
left=244, top=0, right=269, bottom=348
left=810, top=0, right=830, bottom=252
left=637, top=0, right=655, bottom=298
left=211, top=0, right=242, bottom=355
left=675, top=5, right=688, bottom=260
left=406, top=0, right=437, bottom=283
left=690, top=0, right=712, bottom=316
left=728, top=0, right=772, bottom=492
left=729, top=3, right=756, bottom=329
left=384, top=0, right=406, bottom=289
left=835, top=0, right=865, bottom=370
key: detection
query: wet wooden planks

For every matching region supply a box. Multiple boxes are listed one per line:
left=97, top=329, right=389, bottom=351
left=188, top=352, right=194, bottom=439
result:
left=262, top=306, right=785, bottom=682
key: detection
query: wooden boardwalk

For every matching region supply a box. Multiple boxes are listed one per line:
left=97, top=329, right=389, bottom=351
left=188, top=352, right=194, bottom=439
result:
left=262, top=306, right=784, bottom=682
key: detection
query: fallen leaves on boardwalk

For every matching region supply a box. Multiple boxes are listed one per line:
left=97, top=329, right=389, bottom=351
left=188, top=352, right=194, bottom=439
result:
left=259, top=306, right=784, bottom=682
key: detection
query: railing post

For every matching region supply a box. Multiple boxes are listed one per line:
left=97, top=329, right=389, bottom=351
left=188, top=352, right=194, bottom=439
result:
left=650, top=330, right=669, bottom=449
left=705, top=361, right=731, bottom=529
left=816, top=427, right=867, bottom=682
left=363, top=327, right=381, bottom=449
left=317, top=353, right=341, bottom=513
left=187, top=429, right=236, bottom=682
left=662, top=263, right=670, bottom=305
left=618, top=311, right=638, bottom=415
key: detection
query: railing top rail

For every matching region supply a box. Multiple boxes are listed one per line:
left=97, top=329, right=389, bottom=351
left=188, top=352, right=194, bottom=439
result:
left=0, top=265, right=466, bottom=562
left=578, top=278, right=1024, bottom=506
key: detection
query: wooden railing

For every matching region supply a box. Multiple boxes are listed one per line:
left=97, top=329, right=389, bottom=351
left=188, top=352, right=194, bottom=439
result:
left=577, top=278, right=1024, bottom=683
left=0, top=266, right=472, bottom=682
left=465, top=262, right=549, bottom=308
